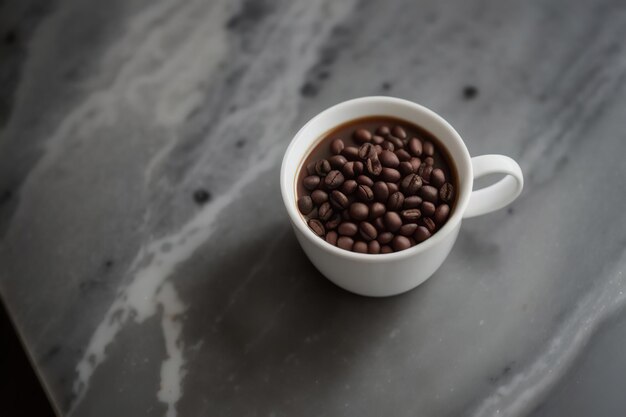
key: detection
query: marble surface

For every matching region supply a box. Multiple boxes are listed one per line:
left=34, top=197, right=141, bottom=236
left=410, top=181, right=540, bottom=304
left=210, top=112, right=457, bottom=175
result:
left=1, top=0, right=626, bottom=416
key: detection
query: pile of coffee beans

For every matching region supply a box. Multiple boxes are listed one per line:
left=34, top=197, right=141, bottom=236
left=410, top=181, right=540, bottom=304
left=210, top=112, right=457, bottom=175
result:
left=297, top=117, right=456, bottom=254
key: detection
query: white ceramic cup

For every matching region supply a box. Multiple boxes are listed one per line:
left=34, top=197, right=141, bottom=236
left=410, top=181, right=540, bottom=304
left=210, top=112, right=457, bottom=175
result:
left=280, top=97, right=523, bottom=297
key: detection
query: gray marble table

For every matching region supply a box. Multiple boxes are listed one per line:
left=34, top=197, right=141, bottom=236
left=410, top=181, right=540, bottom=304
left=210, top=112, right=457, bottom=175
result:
left=2, top=0, right=626, bottom=416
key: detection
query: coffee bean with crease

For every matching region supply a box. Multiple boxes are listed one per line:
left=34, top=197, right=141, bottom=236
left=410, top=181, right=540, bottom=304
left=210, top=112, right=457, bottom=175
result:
left=420, top=201, right=436, bottom=217
left=379, top=150, right=400, bottom=168
left=373, top=217, right=386, bottom=232
left=373, top=182, right=389, bottom=202
left=430, top=168, right=445, bottom=187
left=399, top=223, right=418, bottom=236
left=395, top=149, right=411, bottom=162
left=439, top=183, right=454, bottom=203
left=357, top=184, right=374, bottom=202
left=401, top=209, right=421, bottom=222
left=330, top=190, right=349, bottom=209
left=368, top=240, right=381, bottom=254
left=359, top=143, right=376, bottom=160
left=329, top=155, right=347, bottom=169
left=342, top=162, right=357, bottom=178
left=381, top=141, right=395, bottom=151
left=434, top=204, right=450, bottom=225
left=388, top=136, right=405, bottom=149
left=422, top=217, right=436, bottom=233
left=401, top=174, right=423, bottom=195
left=338, top=222, right=358, bottom=236
left=418, top=164, right=433, bottom=182
left=325, top=214, right=342, bottom=230
left=414, top=226, right=431, bottom=243
left=353, top=128, right=372, bottom=144
left=419, top=185, right=439, bottom=203
left=330, top=139, right=344, bottom=155
left=340, top=180, right=357, bottom=195
left=341, top=146, right=359, bottom=160
left=366, top=157, right=383, bottom=176
left=315, top=159, right=331, bottom=176
left=326, top=230, right=338, bottom=245
left=306, top=162, right=317, bottom=175
left=359, top=222, right=378, bottom=241
left=298, top=196, right=313, bottom=214
left=408, top=137, right=422, bottom=156
left=403, top=196, right=422, bottom=209
left=311, top=190, right=328, bottom=205
left=353, top=241, right=368, bottom=253
left=387, top=182, right=399, bottom=194
left=303, top=175, right=321, bottom=190
left=374, top=145, right=383, bottom=155
left=357, top=175, right=374, bottom=187
left=387, top=191, right=405, bottom=211
left=324, top=170, right=344, bottom=189
left=380, top=167, right=401, bottom=183
left=399, top=161, right=414, bottom=176
left=308, top=219, right=325, bottom=236
left=318, top=202, right=333, bottom=221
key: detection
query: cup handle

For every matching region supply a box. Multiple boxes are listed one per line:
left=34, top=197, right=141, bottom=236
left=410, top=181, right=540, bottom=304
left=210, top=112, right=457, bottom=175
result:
left=462, top=154, right=524, bottom=219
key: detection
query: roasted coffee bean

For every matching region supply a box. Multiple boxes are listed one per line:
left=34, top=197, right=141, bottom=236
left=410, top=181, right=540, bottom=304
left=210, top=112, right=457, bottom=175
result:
left=423, top=141, right=435, bottom=157
left=311, top=190, right=328, bottom=205
left=342, top=162, right=356, bottom=178
left=401, top=209, right=422, bottom=222
left=410, top=157, right=421, bottom=172
left=395, top=149, right=411, bottom=161
left=376, top=126, right=391, bottom=136
left=342, top=146, right=360, bottom=160
left=326, top=230, right=338, bottom=245
left=399, top=161, right=414, bottom=176
left=399, top=223, right=418, bottom=236
left=381, top=141, right=395, bottom=151
left=387, top=182, right=399, bottom=194
left=330, top=190, right=349, bottom=209
left=392, top=235, right=411, bottom=251
left=306, top=161, right=317, bottom=175
left=338, top=222, right=358, bottom=236
left=422, top=217, right=436, bottom=233
left=324, top=170, right=344, bottom=189
left=388, top=136, right=405, bottom=150
left=381, top=245, right=393, bottom=254
left=325, top=214, right=342, bottom=230
left=384, top=212, right=403, bottom=232
left=378, top=232, right=394, bottom=244
left=391, top=125, right=407, bottom=139
left=303, top=175, right=321, bottom=190
left=359, top=222, right=378, bottom=241
left=373, top=181, right=389, bottom=202
left=439, top=183, right=454, bottom=202
left=434, top=204, right=450, bottom=225
left=372, top=135, right=385, bottom=145
left=374, top=144, right=383, bottom=155
left=424, top=157, right=434, bottom=166
left=353, top=241, right=368, bottom=253
left=387, top=191, right=405, bottom=211
left=369, top=202, right=386, bottom=219
left=419, top=185, right=439, bottom=203
left=318, top=202, right=333, bottom=221
left=298, top=196, right=313, bottom=214
left=409, top=237, right=417, bottom=246
left=359, top=143, right=376, bottom=159
left=379, top=150, right=400, bottom=168
left=374, top=217, right=386, bottom=232
left=329, top=155, right=348, bottom=169
left=315, top=159, right=331, bottom=176
left=380, top=167, right=401, bottom=183
left=414, top=226, right=431, bottom=243
left=349, top=202, right=369, bottom=221
left=340, top=180, right=357, bottom=195
left=368, top=240, right=381, bottom=254
left=403, top=196, right=423, bottom=209
left=357, top=185, right=374, bottom=202
left=330, top=139, right=344, bottom=155
left=353, top=128, right=372, bottom=144
left=308, top=219, right=325, bottom=236
left=354, top=161, right=364, bottom=176
left=408, top=137, right=423, bottom=156
left=430, top=168, right=445, bottom=188
left=366, top=157, right=383, bottom=176
left=420, top=201, right=436, bottom=217
left=401, top=174, right=423, bottom=195
left=356, top=175, right=374, bottom=187
left=308, top=207, right=318, bottom=220
left=337, top=236, right=354, bottom=251
left=418, top=164, right=433, bottom=182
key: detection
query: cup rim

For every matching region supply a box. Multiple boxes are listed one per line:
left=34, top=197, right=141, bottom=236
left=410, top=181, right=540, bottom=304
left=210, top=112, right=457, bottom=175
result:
left=280, top=96, right=472, bottom=263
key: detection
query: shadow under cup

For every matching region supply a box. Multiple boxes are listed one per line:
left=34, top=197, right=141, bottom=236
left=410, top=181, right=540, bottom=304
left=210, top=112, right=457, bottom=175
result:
left=280, top=97, right=474, bottom=296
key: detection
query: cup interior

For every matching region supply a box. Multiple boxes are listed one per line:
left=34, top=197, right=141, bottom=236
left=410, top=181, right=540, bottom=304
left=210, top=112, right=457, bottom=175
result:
left=280, top=96, right=473, bottom=260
